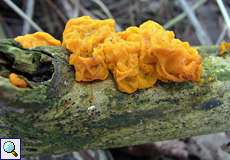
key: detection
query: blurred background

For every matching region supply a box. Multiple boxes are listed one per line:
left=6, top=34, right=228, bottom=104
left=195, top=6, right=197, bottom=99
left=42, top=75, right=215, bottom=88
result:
left=0, top=0, right=229, bottom=45
left=1, top=0, right=230, bottom=160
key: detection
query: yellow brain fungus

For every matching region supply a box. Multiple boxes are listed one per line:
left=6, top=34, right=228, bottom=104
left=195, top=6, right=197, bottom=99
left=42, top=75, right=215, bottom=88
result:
left=69, top=52, right=108, bottom=81
left=64, top=17, right=202, bottom=93
left=103, top=34, right=142, bottom=93
left=219, top=42, right=230, bottom=56
left=63, top=16, right=115, bottom=81
left=15, top=32, right=61, bottom=48
left=13, top=17, right=201, bottom=93
left=102, top=21, right=202, bottom=93
left=9, top=73, right=28, bottom=88
left=11, top=32, right=60, bottom=88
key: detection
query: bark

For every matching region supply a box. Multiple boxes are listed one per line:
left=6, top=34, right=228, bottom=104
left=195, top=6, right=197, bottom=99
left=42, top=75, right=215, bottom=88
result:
left=0, top=39, right=230, bottom=157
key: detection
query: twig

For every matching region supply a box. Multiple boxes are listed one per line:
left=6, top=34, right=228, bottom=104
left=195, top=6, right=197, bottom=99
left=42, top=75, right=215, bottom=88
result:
left=216, top=25, right=228, bottom=45
left=178, top=0, right=212, bottom=45
left=22, top=0, right=35, bottom=34
left=92, top=10, right=107, bottom=19
left=107, top=0, right=129, bottom=10
left=79, top=5, right=97, bottom=19
left=164, top=0, right=206, bottom=29
left=90, top=0, right=113, bottom=18
left=60, top=0, right=79, bottom=18
left=216, top=0, right=230, bottom=37
left=46, top=0, right=68, bottom=22
left=3, top=0, right=43, bottom=32
left=39, top=1, right=57, bottom=34
left=70, top=0, right=80, bottom=18
left=79, top=1, right=121, bottom=31
left=59, top=0, right=73, bottom=18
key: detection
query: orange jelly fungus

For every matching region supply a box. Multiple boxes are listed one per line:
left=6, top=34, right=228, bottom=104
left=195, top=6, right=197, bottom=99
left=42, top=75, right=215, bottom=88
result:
left=12, top=32, right=61, bottom=88
left=64, top=17, right=202, bottom=93
left=9, top=73, right=28, bottom=88
left=102, top=21, right=202, bottom=93
left=219, top=42, right=230, bottom=56
left=63, top=16, right=115, bottom=82
left=15, top=32, right=61, bottom=48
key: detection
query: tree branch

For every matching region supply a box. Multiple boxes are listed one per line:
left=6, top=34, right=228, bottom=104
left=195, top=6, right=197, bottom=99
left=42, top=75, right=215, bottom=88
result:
left=0, top=40, right=230, bottom=157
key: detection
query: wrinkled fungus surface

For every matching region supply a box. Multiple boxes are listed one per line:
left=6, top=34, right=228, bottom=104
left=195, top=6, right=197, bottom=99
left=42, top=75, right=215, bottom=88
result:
left=64, top=17, right=202, bottom=93
left=14, top=16, right=202, bottom=93
left=63, top=16, right=115, bottom=81
left=15, top=32, right=61, bottom=48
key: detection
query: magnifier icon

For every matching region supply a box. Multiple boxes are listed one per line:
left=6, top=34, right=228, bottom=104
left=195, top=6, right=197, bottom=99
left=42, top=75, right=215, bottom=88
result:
left=3, top=141, right=18, bottom=157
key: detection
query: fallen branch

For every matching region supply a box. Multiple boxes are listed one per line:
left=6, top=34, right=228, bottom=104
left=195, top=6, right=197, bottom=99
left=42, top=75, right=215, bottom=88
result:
left=0, top=40, right=230, bottom=157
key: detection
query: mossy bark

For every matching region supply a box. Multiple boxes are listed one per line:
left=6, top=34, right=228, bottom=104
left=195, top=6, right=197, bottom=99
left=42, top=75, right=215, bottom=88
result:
left=0, top=40, right=230, bottom=157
